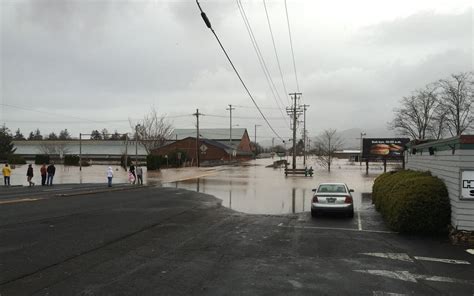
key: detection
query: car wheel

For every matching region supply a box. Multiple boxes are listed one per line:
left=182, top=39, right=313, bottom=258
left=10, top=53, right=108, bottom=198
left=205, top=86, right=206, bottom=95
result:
left=311, top=209, right=317, bottom=217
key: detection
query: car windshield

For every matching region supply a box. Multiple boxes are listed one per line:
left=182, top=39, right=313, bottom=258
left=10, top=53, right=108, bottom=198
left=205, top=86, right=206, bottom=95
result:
left=317, top=184, right=347, bottom=193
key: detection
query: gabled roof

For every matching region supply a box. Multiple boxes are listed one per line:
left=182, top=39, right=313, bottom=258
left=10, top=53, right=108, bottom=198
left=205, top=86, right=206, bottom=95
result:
left=171, top=128, right=247, bottom=141
left=156, top=137, right=252, bottom=156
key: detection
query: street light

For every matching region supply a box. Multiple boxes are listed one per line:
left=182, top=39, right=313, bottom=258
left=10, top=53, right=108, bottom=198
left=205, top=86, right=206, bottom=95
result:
left=360, top=132, right=366, bottom=166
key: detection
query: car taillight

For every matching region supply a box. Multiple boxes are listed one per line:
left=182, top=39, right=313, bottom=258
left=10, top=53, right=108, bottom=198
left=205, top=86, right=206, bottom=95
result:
left=312, top=196, right=319, bottom=203
left=344, top=196, right=353, bottom=203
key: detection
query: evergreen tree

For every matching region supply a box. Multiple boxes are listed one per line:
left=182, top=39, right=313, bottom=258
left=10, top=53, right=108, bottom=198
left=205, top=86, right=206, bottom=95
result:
left=59, top=129, right=71, bottom=140
left=110, top=130, right=122, bottom=140
left=28, top=131, right=35, bottom=140
left=0, top=126, right=16, bottom=160
left=47, top=132, right=58, bottom=140
left=90, top=130, right=102, bottom=140
left=32, top=129, right=43, bottom=140
left=13, top=128, right=26, bottom=140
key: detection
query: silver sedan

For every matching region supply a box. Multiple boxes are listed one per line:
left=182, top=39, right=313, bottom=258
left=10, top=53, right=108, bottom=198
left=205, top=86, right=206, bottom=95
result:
left=311, top=183, right=354, bottom=218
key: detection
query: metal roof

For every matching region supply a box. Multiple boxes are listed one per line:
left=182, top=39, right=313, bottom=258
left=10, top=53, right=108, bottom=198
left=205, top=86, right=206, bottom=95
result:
left=171, top=128, right=247, bottom=141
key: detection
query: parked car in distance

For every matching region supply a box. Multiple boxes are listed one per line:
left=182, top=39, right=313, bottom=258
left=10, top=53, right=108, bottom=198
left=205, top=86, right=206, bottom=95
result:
left=311, top=183, right=354, bottom=218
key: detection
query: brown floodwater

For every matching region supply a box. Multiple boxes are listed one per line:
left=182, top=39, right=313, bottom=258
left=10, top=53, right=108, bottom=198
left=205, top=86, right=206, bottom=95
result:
left=3, top=157, right=394, bottom=215
left=160, top=157, right=394, bottom=215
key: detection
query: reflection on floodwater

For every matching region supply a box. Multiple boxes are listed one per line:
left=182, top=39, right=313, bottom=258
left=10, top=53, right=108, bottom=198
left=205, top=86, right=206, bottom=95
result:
left=4, top=157, right=397, bottom=215
left=161, top=157, right=397, bottom=215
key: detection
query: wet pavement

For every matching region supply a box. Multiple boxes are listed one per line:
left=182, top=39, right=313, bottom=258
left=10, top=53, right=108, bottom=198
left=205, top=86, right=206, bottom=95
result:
left=1, top=186, right=473, bottom=295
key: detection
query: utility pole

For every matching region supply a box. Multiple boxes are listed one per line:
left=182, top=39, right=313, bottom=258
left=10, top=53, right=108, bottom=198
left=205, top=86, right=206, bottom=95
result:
left=254, top=124, right=261, bottom=158
left=135, top=124, right=140, bottom=165
left=287, top=93, right=302, bottom=170
left=193, top=109, right=202, bottom=167
left=226, top=104, right=235, bottom=148
left=302, top=104, right=309, bottom=166
left=359, top=132, right=366, bottom=166
left=79, top=133, right=82, bottom=171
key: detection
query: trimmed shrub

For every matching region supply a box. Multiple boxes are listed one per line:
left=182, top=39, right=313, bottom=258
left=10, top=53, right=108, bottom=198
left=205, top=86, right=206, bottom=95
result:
left=372, top=170, right=430, bottom=212
left=35, top=154, right=50, bottom=165
left=7, top=154, right=26, bottom=164
left=64, top=155, right=80, bottom=166
left=387, top=176, right=450, bottom=233
left=146, top=154, right=163, bottom=170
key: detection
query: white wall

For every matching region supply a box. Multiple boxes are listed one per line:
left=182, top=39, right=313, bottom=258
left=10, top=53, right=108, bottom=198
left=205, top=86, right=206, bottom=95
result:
left=406, top=149, right=474, bottom=231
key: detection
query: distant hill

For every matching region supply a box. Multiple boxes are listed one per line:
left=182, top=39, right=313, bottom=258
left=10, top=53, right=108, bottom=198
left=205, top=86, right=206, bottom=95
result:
left=259, top=127, right=398, bottom=149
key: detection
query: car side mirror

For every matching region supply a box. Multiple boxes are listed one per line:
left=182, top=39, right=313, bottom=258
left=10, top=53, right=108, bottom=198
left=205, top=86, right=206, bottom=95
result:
left=312, top=189, right=316, bottom=192
left=349, top=189, right=354, bottom=192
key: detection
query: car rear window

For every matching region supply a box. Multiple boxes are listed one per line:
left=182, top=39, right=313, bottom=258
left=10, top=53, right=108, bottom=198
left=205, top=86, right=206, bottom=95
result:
left=317, top=184, right=347, bottom=193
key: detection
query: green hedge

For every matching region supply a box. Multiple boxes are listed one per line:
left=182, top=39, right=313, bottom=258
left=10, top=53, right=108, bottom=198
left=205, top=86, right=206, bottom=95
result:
left=372, top=170, right=450, bottom=233
left=7, top=154, right=26, bottom=164
left=35, top=154, right=50, bottom=165
left=373, top=170, right=430, bottom=212
left=146, top=154, right=163, bottom=170
left=64, top=155, right=80, bottom=166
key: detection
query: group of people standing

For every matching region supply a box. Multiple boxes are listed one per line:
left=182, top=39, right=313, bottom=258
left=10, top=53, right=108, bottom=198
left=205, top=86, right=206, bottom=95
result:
left=2, top=163, right=56, bottom=187
left=106, top=164, right=143, bottom=187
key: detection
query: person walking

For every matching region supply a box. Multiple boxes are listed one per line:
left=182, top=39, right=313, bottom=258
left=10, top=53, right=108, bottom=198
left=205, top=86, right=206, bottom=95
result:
left=46, top=162, right=56, bottom=186
left=26, top=164, right=35, bottom=186
left=107, top=166, right=113, bottom=187
left=129, top=164, right=136, bottom=185
left=2, top=163, right=11, bottom=186
left=40, top=164, right=47, bottom=186
left=136, top=166, right=143, bottom=185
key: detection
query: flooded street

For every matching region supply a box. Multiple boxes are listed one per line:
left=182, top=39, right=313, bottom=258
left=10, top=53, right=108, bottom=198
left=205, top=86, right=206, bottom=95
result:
left=160, top=157, right=395, bottom=215
left=4, top=157, right=395, bottom=215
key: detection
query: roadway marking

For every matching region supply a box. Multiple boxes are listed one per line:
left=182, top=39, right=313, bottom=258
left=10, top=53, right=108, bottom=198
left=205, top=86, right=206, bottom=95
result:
left=357, top=211, right=362, bottom=231
left=413, top=256, right=470, bottom=265
left=277, top=224, right=396, bottom=234
left=467, top=249, right=474, bottom=255
left=43, top=187, right=74, bottom=192
left=372, top=291, right=408, bottom=296
left=361, top=252, right=413, bottom=262
left=0, top=198, right=41, bottom=205
left=354, top=270, right=474, bottom=285
left=361, top=253, right=470, bottom=265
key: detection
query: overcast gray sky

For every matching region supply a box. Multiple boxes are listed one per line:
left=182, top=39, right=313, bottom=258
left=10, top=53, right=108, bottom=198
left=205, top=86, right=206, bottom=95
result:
left=1, top=0, right=472, bottom=143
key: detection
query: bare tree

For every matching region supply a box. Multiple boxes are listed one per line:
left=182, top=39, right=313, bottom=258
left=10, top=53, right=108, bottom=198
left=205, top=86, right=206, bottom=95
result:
left=39, top=142, right=71, bottom=157
left=130, top=107, right=174, bottom=154
left=437, top=72, right=474, bottom=136
left=388, top=86, right=439, bottom=140
left=315, top=129, right=343, bottom=172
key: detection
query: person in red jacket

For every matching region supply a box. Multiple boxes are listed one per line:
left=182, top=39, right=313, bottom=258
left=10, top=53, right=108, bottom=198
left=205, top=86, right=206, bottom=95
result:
left=40, top=164, right=47, bottom=186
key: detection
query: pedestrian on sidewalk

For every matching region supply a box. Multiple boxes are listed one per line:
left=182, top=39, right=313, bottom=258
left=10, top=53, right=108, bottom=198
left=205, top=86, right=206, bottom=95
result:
left=136, top=166, right=143, bottom=185
left=40, top=163, right=47, bottom=186
left=107, top=166, right=113, bottom=187
left=46, top=162, right=56, bottom=186
left=129, top=164, right=136, bottom=185
left=26, top=164, right=35, bottom=186
left=2, top=163, right=11, bottom=186
left=128, top=170, right=135, bottom=184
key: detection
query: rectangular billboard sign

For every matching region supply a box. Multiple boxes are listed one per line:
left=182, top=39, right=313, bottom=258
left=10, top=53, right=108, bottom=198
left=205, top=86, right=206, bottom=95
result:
left=461, top=170, right=474, bottom=200
left=362, top=138, right=410, bottom=160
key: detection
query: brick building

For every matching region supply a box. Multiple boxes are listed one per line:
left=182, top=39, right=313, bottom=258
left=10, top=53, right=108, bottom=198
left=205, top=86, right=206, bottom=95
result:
left=152, top=137, right=253, bottom=165
left=170, top=128, right=252, bottom=153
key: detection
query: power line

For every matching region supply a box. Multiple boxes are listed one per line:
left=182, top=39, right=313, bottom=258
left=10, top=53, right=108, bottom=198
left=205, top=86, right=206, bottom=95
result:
left=236, top=0, right=289, bottom=127
left=263, top=0, right=290, bottom=105
left=284, top=0, right=300, bottom=92
left=196, top=0, right=284, bottom=142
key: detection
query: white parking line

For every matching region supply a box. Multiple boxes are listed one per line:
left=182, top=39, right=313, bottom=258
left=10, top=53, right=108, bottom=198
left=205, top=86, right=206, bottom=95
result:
left=372, top=291, right=408, bottom=296
left=361, top=253, right=470, bottom=265
left=467, top=249, right=474, bottom=255
left=355, top=270, right=474, bottom=285
left=361, top=253, right=413, bottom=262
left=357, top=211, right=362, bottom=231
left=414, top=256, right=470, bottom=265
left=278, top=224, right=396, bottom=234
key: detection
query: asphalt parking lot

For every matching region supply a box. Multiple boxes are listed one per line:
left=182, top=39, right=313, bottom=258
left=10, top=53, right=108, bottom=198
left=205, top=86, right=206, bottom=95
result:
left=0, top=185, right=473, bottom=295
